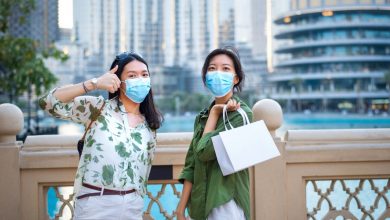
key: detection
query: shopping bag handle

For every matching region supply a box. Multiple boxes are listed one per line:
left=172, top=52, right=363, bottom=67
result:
left=223, top=105, right=235, bottom=130
left=237, top=108, right=250, bottom=124
left=222, top=106, right=250, bottom=131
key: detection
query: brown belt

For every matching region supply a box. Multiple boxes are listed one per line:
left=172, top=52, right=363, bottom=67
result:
left=77, top=183, right=136, bottom=200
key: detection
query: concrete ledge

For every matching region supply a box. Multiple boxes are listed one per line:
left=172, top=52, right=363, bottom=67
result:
left=285, top=128, right=390, bottom=143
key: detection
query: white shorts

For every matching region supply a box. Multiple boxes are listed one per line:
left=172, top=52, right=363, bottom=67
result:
left=207, top=199, right=246, bottom=220
left=73, top=186, right=144, bottom=220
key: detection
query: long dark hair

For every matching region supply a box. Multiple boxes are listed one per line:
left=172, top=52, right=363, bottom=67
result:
left=201, top=46, right=245, bottom=92
left=109, top=52, right=163, bottom=130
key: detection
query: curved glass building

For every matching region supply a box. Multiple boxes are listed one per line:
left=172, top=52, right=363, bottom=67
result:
left=270, top=0, right=390, bottom=113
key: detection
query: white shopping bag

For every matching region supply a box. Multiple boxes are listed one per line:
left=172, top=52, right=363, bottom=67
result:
left=212, top=106, right=280, bottom=176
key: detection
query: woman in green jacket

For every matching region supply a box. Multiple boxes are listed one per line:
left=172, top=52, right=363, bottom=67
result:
left=176, top=47, right=253, bottom=220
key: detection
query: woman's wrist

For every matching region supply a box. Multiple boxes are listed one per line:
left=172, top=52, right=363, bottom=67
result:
left=176, top=209, right=185, bottom=215
left=210, top=105, right=223, bottom=116
left=176, top=203, right=186, bottom=214
left=83, top=79, right=98, bottom=92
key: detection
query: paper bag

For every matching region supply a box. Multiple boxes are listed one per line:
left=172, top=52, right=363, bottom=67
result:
left=212, top=106, right=280, bottom=176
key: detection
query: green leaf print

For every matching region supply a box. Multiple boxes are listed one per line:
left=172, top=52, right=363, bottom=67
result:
left=65, top=104, right=72, bottom=111
left=147, top=141, right=155, bottom=151
left=131, top=132, right=142, bottom=145
left=139, top=176, right=144, bottom=184
left=76, top=105, right=86, bottom=113
left=115, top=142, right=130, bottom=157
left=38, top=97, right=47, bottom=109
left=126, top=165, right=134, bottom=183
left=97, top=116, right=108, bottom=131
left=88, top=104, right=100, bottom=120
left=132, top=143, right=141, bottom=152
left=93, top=156, right=99, bottom=163
left=102, top=165, right=114, bottom=185
left=108, top=136, right=113, bottom=142
left=83, top=154, right=91, bottom=162
left=48, top=109, right=61, bottom=118
left=92, top=171, right=99, bottom=178
left=116, top=123, right=123, bottom=130
left=86, top=138, right=96, bottom=148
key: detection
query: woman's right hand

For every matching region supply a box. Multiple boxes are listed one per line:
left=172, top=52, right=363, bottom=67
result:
left=211, top=98, right=241, bottom=116
left=96, top=65, right=121, bottom=93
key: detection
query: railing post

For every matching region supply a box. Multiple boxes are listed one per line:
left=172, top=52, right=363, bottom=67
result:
left=251, top=99, right=286, bottom=220
left=0, top=103, right=23, bottom=220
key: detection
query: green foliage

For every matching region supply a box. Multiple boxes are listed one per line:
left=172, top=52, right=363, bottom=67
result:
left=0, top=36, right=61, bottom=98
left=0, top=0, right=69, bottom=102
left=155, top=92, right=212, bottom=114
left=0, top=0, right=36, bottom=32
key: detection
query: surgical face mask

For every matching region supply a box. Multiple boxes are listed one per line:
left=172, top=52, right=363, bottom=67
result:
left=205, top=71, right=235, bottom=97
left=121, top=77, right=151, bottom=103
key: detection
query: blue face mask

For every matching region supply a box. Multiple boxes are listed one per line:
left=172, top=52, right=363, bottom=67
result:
left=122, top=78, right=151, bottom=103
left=205, top=71, right=235, bottom=97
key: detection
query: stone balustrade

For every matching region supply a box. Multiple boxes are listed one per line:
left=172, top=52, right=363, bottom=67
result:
left=0, top=99, right=389, bottom=220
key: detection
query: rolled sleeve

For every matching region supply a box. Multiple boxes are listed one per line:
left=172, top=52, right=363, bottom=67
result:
left=179, top=141, right=195, bottom=183
left=194, top=130, right=219, bottom=162
left=38, top=88, right=104, bottom=126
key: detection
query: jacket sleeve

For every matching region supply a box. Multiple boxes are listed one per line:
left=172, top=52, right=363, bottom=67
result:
left=178, top=116, right=200, bottom=184
left=195, top=106, right=254, bottom=162
left=38, top=88, right=105, bottom=126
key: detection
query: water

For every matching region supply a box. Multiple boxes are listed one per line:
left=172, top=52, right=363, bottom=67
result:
left=47, top=113, right=390, bottom=219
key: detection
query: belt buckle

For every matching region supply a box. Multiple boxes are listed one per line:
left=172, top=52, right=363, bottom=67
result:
left=119, top=190, right=125, bottom=196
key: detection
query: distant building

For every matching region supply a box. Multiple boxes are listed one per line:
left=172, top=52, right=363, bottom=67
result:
left=151, top=66, right=194, bottom=96
left=9, top=0, right=59, bottom=49
left=270, top=0, right=390, bottom=113
left=67, top=0, right=268, bottom=95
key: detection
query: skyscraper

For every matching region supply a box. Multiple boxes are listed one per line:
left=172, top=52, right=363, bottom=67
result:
left=251, top=0, right=268, bottom=57
left=70, top=0, right=267, bottom=94
left=9, top=0, right=59, bottom=49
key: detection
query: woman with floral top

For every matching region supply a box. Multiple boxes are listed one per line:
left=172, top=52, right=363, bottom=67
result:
left=39, top=51, right=163, bottom=220
left=176, top=47, right=252, bottom=220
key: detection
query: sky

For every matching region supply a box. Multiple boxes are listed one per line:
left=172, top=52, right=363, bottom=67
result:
left=58, top=0, right=73, bottom=29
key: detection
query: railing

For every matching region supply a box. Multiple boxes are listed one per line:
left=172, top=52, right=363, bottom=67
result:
left=18, top=132, right=191, bottom=220
left=1, top=99, right=390, bottom=220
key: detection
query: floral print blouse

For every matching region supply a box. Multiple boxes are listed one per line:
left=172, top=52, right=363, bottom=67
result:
left=39, top=89, right=156, bottom=197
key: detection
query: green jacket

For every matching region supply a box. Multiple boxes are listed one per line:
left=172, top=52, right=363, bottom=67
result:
left=179, top=96, right=253, bottom=220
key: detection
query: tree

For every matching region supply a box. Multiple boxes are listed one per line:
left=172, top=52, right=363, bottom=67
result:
left=0, top=0, right=68, bottom=103
left=384, top=71, right=390, bottom=114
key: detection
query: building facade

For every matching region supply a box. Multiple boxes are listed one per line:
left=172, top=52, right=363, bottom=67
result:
left=270, top=0, right=390, bottom=113
left=9, top=0, right=59, bottom=49
left=69, top=0, right=267, bottom=95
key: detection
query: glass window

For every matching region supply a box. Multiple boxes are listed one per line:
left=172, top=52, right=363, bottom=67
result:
left=291, top=0, right=298, bottom=10
left=310, top=0, right=322, bottom=7
left=324, top=0, right=338, bottom=5
left=360, top=0, right=372, bottom=3
left=375, top=0, right=385, bottom=4
left=299, top=0, right=308, bottom=9
left=341, top=0, right=357, bottom=4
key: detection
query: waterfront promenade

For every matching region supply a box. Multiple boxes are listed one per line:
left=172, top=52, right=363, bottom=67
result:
left=0, top=99, right=389, bottom=220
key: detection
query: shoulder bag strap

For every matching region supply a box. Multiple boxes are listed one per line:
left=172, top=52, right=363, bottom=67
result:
left=80, top=101, right=106, bottom=141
